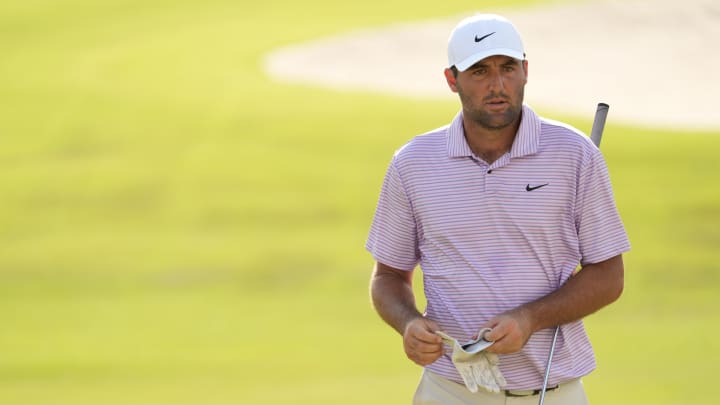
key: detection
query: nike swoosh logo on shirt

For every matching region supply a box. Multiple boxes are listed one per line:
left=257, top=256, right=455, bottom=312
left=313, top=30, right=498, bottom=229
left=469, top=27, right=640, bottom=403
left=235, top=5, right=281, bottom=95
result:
left=526, top=183, right=549, bottom=192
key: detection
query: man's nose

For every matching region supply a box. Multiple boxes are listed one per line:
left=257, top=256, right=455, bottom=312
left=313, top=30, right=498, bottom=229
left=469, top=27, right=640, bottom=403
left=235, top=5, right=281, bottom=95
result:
left=488, top=70, right=505, bottom=91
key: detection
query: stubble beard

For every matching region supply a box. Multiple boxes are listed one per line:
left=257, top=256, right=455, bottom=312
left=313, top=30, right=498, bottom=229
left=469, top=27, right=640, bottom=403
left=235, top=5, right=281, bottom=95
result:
left=460, top=88, right=524, bottom=131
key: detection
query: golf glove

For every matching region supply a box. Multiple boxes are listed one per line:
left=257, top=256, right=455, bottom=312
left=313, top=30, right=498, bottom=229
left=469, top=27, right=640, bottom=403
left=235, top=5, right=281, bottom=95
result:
left=435, top=328, right=507, bottom=393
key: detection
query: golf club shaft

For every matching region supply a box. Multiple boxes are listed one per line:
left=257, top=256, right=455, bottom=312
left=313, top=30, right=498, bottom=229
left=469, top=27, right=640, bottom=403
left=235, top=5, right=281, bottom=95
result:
left=538, top=326, right=559, bottom=405
left=538, top=103, right=609, bottom=405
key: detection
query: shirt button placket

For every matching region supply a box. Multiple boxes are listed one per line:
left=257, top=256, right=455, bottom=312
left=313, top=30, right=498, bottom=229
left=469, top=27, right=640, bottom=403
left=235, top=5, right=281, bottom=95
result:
left=470, top=156, right=489, bottom=193
left=486, top=164, right=504, bottom=196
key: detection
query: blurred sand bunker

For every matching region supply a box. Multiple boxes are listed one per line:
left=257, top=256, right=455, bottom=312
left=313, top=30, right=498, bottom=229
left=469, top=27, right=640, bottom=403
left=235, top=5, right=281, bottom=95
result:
left=264, top=0, right=720, bottom=130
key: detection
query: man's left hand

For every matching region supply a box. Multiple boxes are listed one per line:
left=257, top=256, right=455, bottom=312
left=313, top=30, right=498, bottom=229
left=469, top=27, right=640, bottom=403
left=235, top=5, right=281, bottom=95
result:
left=482, top=308, right=533, bottom=354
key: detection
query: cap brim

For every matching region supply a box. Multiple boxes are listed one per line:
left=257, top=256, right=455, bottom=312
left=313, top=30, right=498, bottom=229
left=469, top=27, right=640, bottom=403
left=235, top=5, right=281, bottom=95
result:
left=455, top=49, right=525, bottom=71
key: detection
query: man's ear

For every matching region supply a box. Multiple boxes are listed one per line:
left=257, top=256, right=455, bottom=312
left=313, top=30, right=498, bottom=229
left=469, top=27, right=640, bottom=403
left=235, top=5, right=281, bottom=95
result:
left=444, top=68, right=459, bottom=93
left=522, top=59, right=529, bottom=84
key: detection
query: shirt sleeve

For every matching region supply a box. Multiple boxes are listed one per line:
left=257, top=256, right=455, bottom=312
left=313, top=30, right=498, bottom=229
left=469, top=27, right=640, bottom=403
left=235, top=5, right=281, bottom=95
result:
left=365, top=156, right=419, bottom=271
left=575, top=148, right=631, bottom=265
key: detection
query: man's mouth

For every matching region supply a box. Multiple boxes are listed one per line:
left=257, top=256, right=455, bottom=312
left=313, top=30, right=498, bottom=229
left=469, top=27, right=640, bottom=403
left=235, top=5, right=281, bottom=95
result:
left=486, top=98, right=507, bottom=105
left=485, top=99, right=509, bottom=110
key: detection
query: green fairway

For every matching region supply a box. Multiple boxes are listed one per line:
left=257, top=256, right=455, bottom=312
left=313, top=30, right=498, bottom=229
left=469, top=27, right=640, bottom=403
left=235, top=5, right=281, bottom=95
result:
left=1, top=0, right=719, bottom=404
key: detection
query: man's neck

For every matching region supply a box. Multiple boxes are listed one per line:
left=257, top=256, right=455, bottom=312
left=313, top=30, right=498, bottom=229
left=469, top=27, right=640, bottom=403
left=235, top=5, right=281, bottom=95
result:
left=462, top=117, right=520, bottom=165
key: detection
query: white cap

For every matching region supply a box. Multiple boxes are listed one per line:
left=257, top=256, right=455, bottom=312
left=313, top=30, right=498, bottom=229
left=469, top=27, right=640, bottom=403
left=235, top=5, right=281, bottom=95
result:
left=447, top=14, right=525, bottom=72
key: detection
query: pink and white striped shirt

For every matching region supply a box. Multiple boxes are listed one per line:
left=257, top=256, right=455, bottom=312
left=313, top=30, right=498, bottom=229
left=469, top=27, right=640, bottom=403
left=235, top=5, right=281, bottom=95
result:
left=366, top=105, right=630, bottom=390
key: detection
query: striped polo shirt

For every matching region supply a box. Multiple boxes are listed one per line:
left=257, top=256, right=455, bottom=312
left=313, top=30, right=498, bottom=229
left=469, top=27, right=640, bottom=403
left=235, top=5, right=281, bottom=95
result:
left=366, top=104, right=630, bottom=390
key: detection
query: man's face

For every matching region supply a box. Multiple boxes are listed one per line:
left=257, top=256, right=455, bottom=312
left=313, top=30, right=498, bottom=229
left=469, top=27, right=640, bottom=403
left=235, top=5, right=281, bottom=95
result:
left=446, top=56, right=528, bottom=130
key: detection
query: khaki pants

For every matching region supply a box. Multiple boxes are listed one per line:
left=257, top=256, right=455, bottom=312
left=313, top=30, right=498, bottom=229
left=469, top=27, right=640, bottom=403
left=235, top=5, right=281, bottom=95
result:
left=413, top=370, right=590, bottom=405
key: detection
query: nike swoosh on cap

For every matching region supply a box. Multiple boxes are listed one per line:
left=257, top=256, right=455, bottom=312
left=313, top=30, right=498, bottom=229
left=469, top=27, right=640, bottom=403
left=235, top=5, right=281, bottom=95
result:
left=474, top=32, right=496, bottom=43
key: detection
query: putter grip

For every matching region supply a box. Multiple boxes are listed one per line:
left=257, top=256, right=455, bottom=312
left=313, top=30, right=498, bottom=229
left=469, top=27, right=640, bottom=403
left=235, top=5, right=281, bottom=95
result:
left=590, top=103, right=609, bottom=147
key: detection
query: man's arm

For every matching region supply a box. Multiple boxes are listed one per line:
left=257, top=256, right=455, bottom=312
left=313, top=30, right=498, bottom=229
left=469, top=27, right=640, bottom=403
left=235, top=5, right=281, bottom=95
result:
left=370, top=262, right=443, bottom=366
left=484, top=254, right=625, bottom=354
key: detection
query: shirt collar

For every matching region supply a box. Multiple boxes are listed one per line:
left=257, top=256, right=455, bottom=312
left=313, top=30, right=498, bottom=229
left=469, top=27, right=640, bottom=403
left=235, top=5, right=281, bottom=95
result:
left=446, top=105, right=541, bottom=159
left=447, top=111, right=473, bottom=158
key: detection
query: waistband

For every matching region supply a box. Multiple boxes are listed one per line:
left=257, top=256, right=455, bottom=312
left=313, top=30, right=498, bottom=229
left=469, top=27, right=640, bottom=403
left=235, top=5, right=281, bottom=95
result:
left=424, top=370, right=580, bottom=398
left=505, top=384, right=559, bottom=397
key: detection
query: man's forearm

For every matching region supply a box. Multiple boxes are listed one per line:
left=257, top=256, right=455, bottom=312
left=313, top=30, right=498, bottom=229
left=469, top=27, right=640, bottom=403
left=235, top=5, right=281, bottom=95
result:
left=370, top=263, right=423, bottom=335
left=523, top=254, right=625, bottom=333
left=485, top=255, right=625, bottom=353
left=370, top=262, right=444, bottom=366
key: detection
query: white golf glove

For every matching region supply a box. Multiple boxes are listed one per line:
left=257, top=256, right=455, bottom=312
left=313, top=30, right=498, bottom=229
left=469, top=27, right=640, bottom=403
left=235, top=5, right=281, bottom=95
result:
left=435, top=328, right=507, bottom=393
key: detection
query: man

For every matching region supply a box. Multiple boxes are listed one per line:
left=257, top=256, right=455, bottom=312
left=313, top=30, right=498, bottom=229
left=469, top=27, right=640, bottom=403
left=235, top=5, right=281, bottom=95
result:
left=366, top=14, right=630, bottom=404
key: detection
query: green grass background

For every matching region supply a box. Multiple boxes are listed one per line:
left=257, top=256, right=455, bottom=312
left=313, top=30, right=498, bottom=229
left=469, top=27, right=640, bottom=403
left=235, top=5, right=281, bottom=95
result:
left=1, top=0, right=718, bottom=403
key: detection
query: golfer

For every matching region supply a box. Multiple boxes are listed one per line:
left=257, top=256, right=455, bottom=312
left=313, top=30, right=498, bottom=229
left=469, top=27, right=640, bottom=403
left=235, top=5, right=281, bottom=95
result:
left=366, top=14, right=630, bottom=404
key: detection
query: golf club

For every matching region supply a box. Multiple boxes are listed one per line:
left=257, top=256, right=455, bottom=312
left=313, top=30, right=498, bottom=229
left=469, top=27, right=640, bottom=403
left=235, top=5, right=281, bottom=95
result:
left=590, top=103, right=609, bottom=147
left=537, top=102, right=609, bottom=405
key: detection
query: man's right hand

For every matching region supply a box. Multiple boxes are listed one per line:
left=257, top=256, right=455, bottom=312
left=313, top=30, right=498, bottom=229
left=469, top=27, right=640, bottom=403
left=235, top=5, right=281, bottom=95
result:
left=370, top=262, right=444, bottom=366
left=403, top=317, right=444, bottom=366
